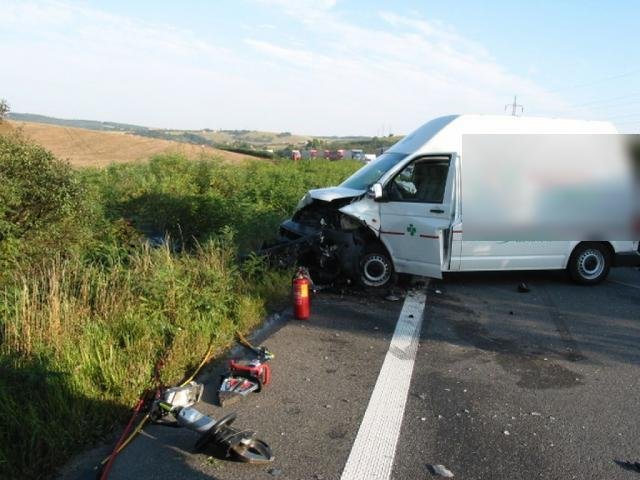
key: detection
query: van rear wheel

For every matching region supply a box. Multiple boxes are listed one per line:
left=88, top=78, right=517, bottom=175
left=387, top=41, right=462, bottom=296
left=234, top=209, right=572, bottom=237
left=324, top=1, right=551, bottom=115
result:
left=359, top=247, right=395, bottom=288
left=568, top=243, right=611, bottom=285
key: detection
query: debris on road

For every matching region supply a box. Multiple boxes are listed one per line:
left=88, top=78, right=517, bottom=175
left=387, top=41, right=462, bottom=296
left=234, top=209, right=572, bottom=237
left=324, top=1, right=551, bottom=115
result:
left=385, top=293, right=401, bottom=301
left=427, top=464, right=455, bottom=477
left=503, top=430, right=511, bottom=435
left=614, top=460, right=640, bottom=473
left=517, top=282, right=530, bottom=293
left=218, top=376, right=260, bottom=406
left=159, top=404, right=275, bottom=464
left=162, top=382, right=204, bottom=408
left=218, top=336, right=274, bottom=406
left=268, top=467, right=283, bottom=476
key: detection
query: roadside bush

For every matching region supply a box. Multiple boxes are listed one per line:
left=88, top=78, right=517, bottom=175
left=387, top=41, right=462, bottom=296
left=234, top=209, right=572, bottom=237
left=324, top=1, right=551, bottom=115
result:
left=89, top=154, right=360, bottom=251
left=0, top=134, right=86, bottom=273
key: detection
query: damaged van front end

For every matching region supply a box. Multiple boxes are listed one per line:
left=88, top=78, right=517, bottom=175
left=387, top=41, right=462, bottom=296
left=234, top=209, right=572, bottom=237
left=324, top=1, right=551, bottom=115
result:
left=278, top=186, right=391, bottom=286
left=279, top=188, right=371, bottom=284
left=277, top=150, right=416, bottom=287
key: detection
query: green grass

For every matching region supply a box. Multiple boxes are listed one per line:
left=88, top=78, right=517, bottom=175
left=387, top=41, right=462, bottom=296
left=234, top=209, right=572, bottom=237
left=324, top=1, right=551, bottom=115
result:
left=0, top=135, right=361, bottom=479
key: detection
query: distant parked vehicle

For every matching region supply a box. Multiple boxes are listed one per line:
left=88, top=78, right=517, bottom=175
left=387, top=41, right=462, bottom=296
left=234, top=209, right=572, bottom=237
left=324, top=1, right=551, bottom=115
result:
left=351, top=149, right=365, bottom=161
left=330, top=149, right=345, bottom=160
left=291, top=150, right=301, bottom=161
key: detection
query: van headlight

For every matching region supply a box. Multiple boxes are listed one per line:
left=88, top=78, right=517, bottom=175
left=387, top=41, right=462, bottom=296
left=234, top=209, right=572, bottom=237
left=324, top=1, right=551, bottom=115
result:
left=295, top=193, right=313, bottom=212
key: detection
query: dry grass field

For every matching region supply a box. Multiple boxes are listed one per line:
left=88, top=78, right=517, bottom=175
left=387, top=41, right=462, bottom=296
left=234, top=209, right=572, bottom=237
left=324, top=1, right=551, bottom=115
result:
left=3, top=120, right=252, bottom=166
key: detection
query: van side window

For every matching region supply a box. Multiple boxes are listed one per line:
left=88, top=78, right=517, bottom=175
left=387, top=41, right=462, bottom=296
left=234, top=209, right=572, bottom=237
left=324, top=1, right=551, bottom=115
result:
left=387, top=160, right=449, bottom=203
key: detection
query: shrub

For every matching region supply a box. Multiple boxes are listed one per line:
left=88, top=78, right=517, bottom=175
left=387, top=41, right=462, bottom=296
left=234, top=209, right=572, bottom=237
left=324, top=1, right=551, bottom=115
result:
left=0, top=134, right=90, bottom=275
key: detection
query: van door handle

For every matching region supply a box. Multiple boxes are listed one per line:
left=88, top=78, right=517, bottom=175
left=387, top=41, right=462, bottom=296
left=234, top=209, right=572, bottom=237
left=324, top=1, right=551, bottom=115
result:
left=430, top=208, right=444, bottom=214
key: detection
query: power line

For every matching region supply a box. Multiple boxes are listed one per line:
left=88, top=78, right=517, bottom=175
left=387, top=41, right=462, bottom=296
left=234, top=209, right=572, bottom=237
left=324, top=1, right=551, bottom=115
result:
left=547, top=68, right=640, bottom=93
left=574, top=97, right=640, bottom=111
left=569, top=92, right=640, bottom=108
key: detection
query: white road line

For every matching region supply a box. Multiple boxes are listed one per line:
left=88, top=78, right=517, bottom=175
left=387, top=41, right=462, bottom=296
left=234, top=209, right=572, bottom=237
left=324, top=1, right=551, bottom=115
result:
left=340, top=288, right=427, bottom=480
left=609, top=279, right=640, bottom=290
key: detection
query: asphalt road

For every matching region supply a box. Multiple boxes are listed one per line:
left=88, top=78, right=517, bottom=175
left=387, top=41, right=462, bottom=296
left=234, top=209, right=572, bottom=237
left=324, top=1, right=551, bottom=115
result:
left=61, top=267, right=640, bottom=480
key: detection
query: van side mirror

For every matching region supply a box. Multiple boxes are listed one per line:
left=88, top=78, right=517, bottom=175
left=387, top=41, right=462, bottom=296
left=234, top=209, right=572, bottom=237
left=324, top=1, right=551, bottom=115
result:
left=368, top=183, right=384, bottom=200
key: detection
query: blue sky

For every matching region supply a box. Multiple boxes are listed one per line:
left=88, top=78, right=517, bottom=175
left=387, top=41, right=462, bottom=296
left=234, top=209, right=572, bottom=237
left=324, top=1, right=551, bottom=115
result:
left=1, top=0, right=639, bottom=134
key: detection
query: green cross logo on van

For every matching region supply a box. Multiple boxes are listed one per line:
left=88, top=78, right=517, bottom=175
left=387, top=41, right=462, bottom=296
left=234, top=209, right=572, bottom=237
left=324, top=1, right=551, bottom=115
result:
left=407, top=224, right=417, bottom=236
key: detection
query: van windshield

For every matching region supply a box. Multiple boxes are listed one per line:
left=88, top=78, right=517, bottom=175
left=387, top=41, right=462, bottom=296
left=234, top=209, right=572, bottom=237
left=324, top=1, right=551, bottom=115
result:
left=340, top=152, right=408, bottom=190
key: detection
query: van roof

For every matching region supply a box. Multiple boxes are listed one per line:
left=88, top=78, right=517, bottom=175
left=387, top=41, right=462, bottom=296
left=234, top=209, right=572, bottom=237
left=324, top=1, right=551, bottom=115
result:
left=387, top=114, right=618, bottom=155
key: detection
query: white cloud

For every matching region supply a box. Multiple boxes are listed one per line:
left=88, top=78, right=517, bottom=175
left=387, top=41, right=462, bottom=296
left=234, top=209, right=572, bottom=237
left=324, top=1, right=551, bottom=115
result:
left=244, top=39, right=315, bottom=67
left=242, top=3, right=572, bottom=134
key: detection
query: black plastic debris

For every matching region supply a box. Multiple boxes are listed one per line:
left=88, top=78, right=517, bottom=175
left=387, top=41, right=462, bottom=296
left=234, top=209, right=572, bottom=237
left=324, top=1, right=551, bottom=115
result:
left=517, top=282, right=530, bottom=293
left=614, top=460, right=640, bottom=473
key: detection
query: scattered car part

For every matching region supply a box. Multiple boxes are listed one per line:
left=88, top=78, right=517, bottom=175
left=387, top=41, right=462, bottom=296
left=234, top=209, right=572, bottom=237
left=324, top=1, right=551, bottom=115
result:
left=150, top=381, right=206, bottom=422
left=517, top=282, right=530, bottom=293
left=162, top=381, right=204, bottom=409
left=164, top=405, right=274, bottom=464
left=217, top=335, right=274, bottom=406
left=218, top=375, right=260, bottom=406
left=229, top=358, right=271, bottom=387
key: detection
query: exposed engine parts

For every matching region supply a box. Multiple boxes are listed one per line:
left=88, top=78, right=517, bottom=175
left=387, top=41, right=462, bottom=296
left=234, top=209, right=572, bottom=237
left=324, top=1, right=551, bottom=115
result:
left=270, top=197, right=395, bottom=288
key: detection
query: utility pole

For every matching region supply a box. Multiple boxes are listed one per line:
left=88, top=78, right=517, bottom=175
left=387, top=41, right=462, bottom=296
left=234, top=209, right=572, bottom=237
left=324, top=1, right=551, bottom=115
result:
left=505, top=96, right=524, bottom=116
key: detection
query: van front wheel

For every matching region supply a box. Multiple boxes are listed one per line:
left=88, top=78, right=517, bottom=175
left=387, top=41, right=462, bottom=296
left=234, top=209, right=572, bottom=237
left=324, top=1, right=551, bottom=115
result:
left=568, top=243, right=611, bottom=285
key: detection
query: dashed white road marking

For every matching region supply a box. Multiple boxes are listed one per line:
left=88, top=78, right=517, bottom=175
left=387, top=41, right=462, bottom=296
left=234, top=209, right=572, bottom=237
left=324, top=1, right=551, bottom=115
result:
left=340, top=288, right=428, bottom=480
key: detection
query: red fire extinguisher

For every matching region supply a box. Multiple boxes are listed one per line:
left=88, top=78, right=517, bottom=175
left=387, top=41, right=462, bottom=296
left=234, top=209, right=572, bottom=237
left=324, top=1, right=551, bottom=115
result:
left=292, top=267, right=312, bottom=320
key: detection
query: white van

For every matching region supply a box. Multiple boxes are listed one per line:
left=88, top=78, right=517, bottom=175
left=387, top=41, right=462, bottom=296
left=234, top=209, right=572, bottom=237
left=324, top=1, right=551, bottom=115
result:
left=280, top=115, right=639, bottom=287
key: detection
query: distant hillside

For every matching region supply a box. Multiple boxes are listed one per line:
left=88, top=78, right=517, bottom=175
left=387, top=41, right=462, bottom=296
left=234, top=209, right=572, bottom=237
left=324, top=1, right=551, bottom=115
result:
left=7, top=112, right=145, bottom=132
left=5, top=120, right=253, bottom=167
left=7, top=112, right=399, bottom=153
